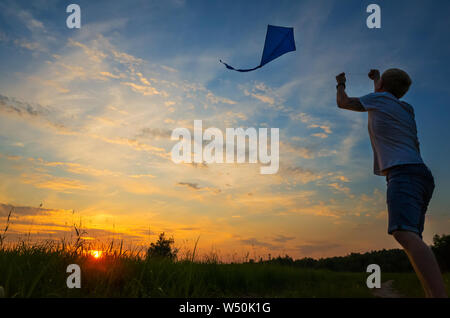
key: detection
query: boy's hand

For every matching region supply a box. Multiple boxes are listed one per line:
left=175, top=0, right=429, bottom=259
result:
left=368, top=69, right=380, bottom=81
left=336, top=72, right=346, bottom=85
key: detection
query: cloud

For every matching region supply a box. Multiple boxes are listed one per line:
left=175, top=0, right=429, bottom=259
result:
left=311, top=133, right=328, bottom=139
left=290, top=113, right=333, bottom=138
left=136, top=72, right=151, bottom=85
left=328, top=182, right=351, bottom=195
left=110, top=47, right=144, bottom=65
left=239, top=237, right=275, bottom=248
left=39, top=79, right=71, bottom=94
left=177, top=182, right=221, bottom=194
left=16, top=10, right=45, bottom=31
left=241, top=81, right=286, bottom=108
left=68, top=38, right=108, bottom=63
left=0, top=94, right=49, bottom=117
left=88, top=135, right=167, bottom=154
left=278, top=165, right=323, bottom=184
left=121, top=81, right=162, bottom=96
left=1, top=94, right=173, bottom=169
left=99, top=71, right=122, bottom=79
left=222, top=111, right=248, bottom=126
left=308, top=124, right=332, bottom=134
left=206, top=92, right=236, bottom=105
left=334, top=116, right=366, bottom=165
left=137, top=127, right=172, bottom=139
left=13, top=38, right=46, bottom=52
left=308, top=124, right=332, bottom=139
left=160, top=65, right=178, bottom=73
left=0, top=203, right=57, bottom=217
left=0, top=94, right=170, bottom=163
left=177, top=182, right=200, bottom=190
left=0, top=202, right=144, bottom=242
left=273, top=234, right=295, bottom=243
left=282, top=203, right=342, bottom=218
left=190, top=162, right=208, bottom=169
left=290, top=112, right=314, bottom=124
left=21, top=172, right=89, bottom=193
left=0, top=153, right=21, bottom=161
left=129, top=174, right=155, bottom=179
left=248, top=92, right=275, bottom=105
left=36, top=158, right=120, bottom=177
left=280, top=141, right=315, bottom=159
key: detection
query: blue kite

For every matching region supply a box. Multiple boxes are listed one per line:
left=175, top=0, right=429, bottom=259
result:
left=220, top=25, right=296, bottom=72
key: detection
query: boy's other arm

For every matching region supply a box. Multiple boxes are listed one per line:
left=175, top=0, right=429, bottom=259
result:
left=335, top=72, right=365, bottom=112
left=368, top=69, right=381, bottom=92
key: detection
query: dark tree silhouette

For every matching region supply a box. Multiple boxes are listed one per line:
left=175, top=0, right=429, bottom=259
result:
left=147, top=232, right=178, bottom=260
left=252, top=234, right=450, bottom=273
left=432, top=234, right=450, bottom=272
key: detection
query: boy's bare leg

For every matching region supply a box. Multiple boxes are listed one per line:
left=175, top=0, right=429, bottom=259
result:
left=393, top=230, right=448, bottom=298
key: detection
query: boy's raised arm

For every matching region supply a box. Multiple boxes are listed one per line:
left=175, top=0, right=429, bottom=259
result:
left=335, top=72, right=365, bottom=112
left=368, top=69, right=381, bottom=92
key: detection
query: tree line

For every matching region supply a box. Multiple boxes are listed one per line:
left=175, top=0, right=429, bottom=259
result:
left=148, top=232, right=450, bottom=273
left=254, top=234, right=450, bottom=272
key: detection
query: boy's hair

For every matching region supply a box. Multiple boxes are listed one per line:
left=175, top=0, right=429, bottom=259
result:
left=381, top=68, right=412, bottom=99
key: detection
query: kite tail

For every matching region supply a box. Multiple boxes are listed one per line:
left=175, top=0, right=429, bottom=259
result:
left=219, top=60, right=261, bottom=72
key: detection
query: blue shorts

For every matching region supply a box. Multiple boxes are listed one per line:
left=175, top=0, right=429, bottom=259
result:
left=385, top=163, right=435, bottom=238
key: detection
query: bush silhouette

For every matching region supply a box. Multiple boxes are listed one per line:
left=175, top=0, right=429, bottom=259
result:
left=432, top=234, right=450, bottom=272
left=147, top=232, right=178, bottom=260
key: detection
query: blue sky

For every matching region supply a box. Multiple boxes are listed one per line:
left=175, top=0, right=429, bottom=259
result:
left=0, top=0, right=449, bottom=259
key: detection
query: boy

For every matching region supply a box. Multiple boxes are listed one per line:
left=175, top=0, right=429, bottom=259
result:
left=335, top=68, right=447, bottom=298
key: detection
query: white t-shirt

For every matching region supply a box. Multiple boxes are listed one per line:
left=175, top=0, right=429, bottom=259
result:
left=359, top=92, right=424, bottom=176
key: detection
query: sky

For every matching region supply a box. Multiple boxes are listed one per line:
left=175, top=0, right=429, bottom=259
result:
left=0, top=0, right=449, bottom=261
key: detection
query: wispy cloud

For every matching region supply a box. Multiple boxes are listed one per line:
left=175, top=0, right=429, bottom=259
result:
left=177, top=182, right=221, bottom=194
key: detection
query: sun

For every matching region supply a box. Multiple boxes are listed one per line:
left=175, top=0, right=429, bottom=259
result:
left=89, top=250, right=103, bottom=259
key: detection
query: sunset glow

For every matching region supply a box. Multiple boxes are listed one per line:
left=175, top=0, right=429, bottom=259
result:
left=0, top=0, right=449, bottom=262
left=89, top=250, right=103, bottom=260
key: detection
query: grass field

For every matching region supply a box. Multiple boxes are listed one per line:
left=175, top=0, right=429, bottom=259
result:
left=1, top=243, right=449, bottom=298
left=384, top=272, right=450, bottom=298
